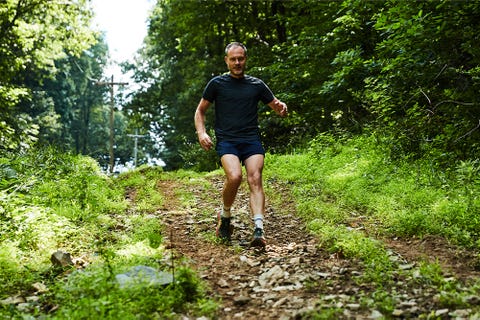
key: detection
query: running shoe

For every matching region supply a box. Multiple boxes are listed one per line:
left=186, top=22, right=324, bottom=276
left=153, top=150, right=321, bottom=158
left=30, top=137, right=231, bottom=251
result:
left=250, top=227, right=266, bottom=248
left=216, top=212, right=233, bottom=242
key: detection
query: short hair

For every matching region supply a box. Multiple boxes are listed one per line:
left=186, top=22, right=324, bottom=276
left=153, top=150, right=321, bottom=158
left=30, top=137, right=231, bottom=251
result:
left=225, top=42, right=247, bottom=55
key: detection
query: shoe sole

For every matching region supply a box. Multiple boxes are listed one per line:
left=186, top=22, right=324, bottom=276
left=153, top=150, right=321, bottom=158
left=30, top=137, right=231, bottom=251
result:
left=250, top=237, right=266, bottom=248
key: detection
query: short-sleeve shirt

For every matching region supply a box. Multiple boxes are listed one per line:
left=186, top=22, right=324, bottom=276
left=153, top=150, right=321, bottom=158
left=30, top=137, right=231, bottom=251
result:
left=202, top=74, right=274, bottom=142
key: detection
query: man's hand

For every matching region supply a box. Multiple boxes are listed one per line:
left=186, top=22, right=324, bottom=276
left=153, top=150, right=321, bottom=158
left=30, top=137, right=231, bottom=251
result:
left=194, top=98, right=213, bottom=151
left=197, top=131, right=213, bottom=151
left=274, top=100, right=288, bottom=117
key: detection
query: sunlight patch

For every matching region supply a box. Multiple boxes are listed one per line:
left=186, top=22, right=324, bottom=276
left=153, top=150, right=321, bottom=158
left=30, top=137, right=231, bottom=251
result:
left=328, top=159, right=368, bottom=181
left=115, top=241, right=163, bottom=257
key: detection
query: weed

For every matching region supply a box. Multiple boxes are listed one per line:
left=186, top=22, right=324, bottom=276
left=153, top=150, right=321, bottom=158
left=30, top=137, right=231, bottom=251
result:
left=300, top=307, right=343, bottom=319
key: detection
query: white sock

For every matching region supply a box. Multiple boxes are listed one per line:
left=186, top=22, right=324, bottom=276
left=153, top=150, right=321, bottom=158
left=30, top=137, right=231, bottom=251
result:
left=222, top=206, right=231, bottom=218
left=253, top=214, right=264, bottom=229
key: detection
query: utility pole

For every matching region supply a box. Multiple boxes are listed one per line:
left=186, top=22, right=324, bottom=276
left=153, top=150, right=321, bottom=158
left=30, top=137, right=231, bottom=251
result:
left=127, top=129, right=146, bottom=168
left=96, top=75, right=128, bottom=173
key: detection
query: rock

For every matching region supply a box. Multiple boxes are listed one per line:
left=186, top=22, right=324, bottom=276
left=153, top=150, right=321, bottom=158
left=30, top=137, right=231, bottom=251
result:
left=400, top=300, right=417, bottom=307
left=316, top=272, right=331, bottom=278
left=32, top=282, right=48, bottom=293
left=258, top=265, right=286, bottom=287
left=50, top=250, right=74, bottom=267
left=252, top=287, right=270, bottom=293
left=346, top=303, right=361, bottom=310
left=465, top=295, right=480, bottom=304
left=25, top=296, right=40, bottom=303
left=239, top=255, right=259, bottom=267
left=0, top=296, right=25, bottom=305
left=272, top=296, right=288, bottom=308
left=391, top=309, right=405, bottom=317
left=450, top=309, right=471, bottom=317
left=289, top=257, right=301, bottom=265
left=233, top=296, right=250, bottom=306
left=323, top=294, right=337, bottom=301
left=369, top=310, right=384, bottom=319
left=115, top=265, right=174, bottom=289
left=16, top=303, right=31, bottom=312
left=272, top=283, right=303, bottom=291
left=399, top=263, right=415, bottom=270
left=435, top=309, right=449, bottom=317
left=217, top=278, right=229, bottom=288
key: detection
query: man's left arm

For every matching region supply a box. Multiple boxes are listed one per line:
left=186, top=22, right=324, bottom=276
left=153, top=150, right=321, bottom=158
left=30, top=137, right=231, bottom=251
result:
left=268, top=98, right=288, bottom=117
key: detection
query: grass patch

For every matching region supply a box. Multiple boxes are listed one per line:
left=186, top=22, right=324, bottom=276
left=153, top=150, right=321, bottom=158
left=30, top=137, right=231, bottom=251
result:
left=265, top=133, right=480, bottom=315
left=0, top=150, right=218, bottom=319
left=266, top=134, right=480, bottom=249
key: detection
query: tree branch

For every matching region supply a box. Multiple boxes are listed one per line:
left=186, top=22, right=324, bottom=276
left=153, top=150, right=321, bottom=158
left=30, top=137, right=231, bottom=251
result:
left=435, top=100, right=475, bottom=108
left=454, top=119, right=480, bottom=143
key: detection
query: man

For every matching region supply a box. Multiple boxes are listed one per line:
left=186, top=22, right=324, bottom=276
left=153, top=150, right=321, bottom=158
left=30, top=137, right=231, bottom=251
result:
left=194, top=42, right=288, bottom=248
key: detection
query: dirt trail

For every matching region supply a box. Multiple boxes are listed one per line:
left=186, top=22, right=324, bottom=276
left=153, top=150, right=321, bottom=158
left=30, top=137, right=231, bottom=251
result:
left=155, top=175, right=479, bottom=319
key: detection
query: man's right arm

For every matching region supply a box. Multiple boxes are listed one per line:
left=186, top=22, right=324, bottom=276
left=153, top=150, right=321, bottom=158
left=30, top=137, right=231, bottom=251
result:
left=194, top=98, right=213, bottom=151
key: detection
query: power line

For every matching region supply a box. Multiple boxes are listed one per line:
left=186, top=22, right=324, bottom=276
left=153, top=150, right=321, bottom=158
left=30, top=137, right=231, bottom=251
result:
left=96, top=75, right=128, bottom=173
left=127, top=129, right=147, bottom=168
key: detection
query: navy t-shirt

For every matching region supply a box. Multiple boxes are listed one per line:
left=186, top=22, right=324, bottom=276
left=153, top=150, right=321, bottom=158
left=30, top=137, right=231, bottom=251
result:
left=202, top=74, right=275, bottom=142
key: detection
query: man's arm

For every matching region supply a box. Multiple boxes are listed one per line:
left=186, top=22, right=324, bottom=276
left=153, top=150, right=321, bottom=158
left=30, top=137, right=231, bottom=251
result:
left=267, top=97, right=288, bottom=117
left=194, top=98, right=213, bottom=151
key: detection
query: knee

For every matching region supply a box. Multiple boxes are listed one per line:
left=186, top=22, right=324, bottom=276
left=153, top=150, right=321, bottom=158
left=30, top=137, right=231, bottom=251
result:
left=227, top=172, right=242, bottom=186
left=247, top=172, right=262, bottom=188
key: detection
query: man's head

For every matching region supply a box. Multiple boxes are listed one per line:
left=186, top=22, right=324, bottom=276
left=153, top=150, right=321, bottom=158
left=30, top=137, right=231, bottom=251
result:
left=224, top=42, right=247, bottom=78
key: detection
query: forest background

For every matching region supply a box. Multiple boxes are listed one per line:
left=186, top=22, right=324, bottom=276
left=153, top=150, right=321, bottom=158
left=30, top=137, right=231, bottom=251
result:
left=1, top=0, right=479, bottom=171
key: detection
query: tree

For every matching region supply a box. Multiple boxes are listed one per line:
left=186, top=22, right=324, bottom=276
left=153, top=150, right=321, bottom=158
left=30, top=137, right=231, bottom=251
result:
left=0, top=0, right=96, bottom=152
left=364, top=0, right=480, bottom=161
left=42, top=39, right=109, bottom=154
left=127, top=0, right=298, bottom=169
left=128, top=0, right=480, bottom=169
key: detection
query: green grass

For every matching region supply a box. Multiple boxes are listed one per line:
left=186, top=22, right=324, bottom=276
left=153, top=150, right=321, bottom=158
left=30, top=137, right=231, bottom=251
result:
left=264, top=133, right=480, bottom=315
left=0, top=150, right=218, bottom=319
left=2, top=135, right=480, bottom=318
left=265, top=134, right=480, bottom=249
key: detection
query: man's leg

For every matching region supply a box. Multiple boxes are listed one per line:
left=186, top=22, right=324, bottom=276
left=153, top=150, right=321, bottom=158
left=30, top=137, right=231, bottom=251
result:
left=216, top=154, right=242, bottom=242
left=244, top=154, right=266, bottom=247
left=220, top=154, right=243, bottom=208
left=244, top=154, right=265, bottom=215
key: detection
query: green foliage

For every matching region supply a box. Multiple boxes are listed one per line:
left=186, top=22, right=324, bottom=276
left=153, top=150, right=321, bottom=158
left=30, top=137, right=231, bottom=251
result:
left=0, top=150, right=217, bottom=319
left=29, top=155, right=126, bottom=222
left=41, top=38, right=109, bottom=155
left=0, top=0, right=97, bottom=152
left=116, top=165, right=165, bottom=213
left=265, top=132, right=480, bottom=315
left=125, top=0, right=480, bottom=169
left=266, top=133, right=480, bottom=250
left=365, top=0, right=480, bottom=161
left=179, top=129, right=220, bottom=172
left=48, top=262, right=214, bottom=320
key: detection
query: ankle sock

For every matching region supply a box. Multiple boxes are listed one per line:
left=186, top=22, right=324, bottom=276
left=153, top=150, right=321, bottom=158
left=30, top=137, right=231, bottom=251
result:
left=253, top=213, right=264, bottom=229
left=221, top=206, right=232, bottom=218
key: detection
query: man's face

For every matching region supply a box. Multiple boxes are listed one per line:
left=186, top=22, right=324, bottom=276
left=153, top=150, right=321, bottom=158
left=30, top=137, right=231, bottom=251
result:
left=225, top=46, right=246, bottom=78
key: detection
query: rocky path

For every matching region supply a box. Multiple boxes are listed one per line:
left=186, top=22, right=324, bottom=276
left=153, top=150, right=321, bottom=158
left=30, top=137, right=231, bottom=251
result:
left=156, top=175, right=480, bottom=319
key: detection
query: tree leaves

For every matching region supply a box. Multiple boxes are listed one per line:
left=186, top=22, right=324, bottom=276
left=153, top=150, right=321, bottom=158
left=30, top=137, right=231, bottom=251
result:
left=0, top=0, right=97, bottom=152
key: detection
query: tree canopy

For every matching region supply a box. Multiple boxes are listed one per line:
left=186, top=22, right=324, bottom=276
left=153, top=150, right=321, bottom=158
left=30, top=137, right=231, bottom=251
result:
left=1, top=0, right=479, bottom=171
left=127, top=0, right=480, bottom=170
left=0, top=0, right=97, bottom=150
